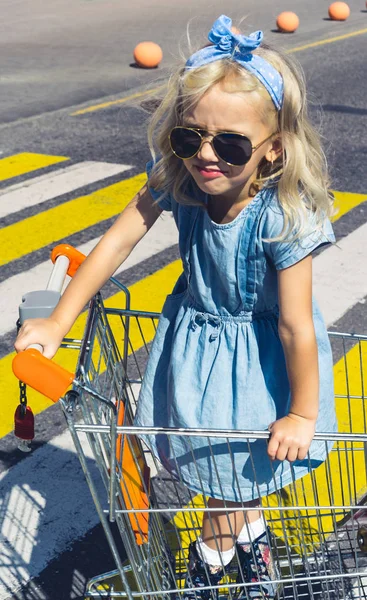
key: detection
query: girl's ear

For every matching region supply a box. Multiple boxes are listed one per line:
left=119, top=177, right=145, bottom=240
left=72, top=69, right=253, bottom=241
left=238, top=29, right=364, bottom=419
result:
left=265, top=136, right=283, bottom=163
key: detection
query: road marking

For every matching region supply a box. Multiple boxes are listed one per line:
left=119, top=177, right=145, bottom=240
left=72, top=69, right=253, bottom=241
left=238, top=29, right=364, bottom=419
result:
left=0, top=161, right=133, bottom=219
left=288, top=27, right=367, bottom=54
left=0, top=172, right=146, bottom=267
left=70, top=85, right=167, bottom=116
left=0, top=157, right=362, bottom=270
left=332, top=190, right=367, bottom=221
left=0, top=212, right=177, bottom=337
left=313, top=221, right=367, bottom=325
left=0, top=153, right=68, bottom=182
left=0, top=181, right=362, bottom=336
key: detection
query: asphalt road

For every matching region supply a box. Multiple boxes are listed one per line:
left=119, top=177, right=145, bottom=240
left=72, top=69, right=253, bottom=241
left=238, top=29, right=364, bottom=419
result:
left=0, top=1, right=366, bottom=599
left=1, top=0, right=366, bottom=122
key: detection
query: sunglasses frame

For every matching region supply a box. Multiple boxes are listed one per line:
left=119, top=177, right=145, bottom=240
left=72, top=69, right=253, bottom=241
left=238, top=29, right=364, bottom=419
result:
left=169, top=126, right=275, bottom=167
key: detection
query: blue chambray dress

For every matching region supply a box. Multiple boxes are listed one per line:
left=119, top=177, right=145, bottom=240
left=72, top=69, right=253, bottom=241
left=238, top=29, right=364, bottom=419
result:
left=134, top=161, right=338, bottom=502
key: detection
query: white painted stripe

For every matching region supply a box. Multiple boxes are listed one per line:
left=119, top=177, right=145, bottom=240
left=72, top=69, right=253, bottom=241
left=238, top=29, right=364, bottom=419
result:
left=0, top=428, right=103, bottom=596
left=313, top=223, right=367, bottom=327
left=0, top=161, right=132, bottom=219
left=0, top=212, right=177, bottom=337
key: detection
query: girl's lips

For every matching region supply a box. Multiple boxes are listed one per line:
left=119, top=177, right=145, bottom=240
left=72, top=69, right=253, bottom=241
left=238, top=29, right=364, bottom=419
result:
left=195, top=166, right=226, bottom=179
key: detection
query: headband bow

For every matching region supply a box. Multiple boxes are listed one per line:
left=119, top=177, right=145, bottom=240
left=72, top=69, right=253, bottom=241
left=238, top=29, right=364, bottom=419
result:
left=185, top=15, right=284, bottom=111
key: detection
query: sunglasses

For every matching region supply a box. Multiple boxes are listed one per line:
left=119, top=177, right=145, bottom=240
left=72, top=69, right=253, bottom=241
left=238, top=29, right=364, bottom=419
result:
left=169, top=126, right=275, bottom=167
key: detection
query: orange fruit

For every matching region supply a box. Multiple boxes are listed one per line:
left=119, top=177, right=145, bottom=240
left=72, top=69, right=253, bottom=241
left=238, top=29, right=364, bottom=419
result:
left=133, top=42, right=163, bottom=68
left=276, top=12, right=300, bottom=33
left=328, top=2, right=350, bottom=20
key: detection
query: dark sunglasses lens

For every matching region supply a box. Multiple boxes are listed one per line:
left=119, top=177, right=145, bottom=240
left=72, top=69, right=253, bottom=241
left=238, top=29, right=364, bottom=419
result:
left=170, top=128, right=201, bottom=159
left=214, top=133, right=252, bottom=166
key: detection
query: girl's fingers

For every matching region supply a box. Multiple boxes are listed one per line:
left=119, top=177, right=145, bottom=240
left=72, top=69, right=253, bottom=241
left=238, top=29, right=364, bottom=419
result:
left=270, top=441, right=309, bottom=462
left=297, top=448, right=309, bottom=461
left=274, top=441, right=289, bottom=462
left=267, top=435, right=279, bottom=460
left=14, top=334, right=27, bottom=352
left=15, top=331, right=36, bottom=352
left=286, top=446, right=299, bottom=463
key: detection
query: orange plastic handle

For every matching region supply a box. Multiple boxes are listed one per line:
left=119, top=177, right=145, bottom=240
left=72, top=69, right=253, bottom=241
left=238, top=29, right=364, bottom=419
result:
left=12, top=349, right=75, bottom=402
left=51, top=244, right=86, bottom=278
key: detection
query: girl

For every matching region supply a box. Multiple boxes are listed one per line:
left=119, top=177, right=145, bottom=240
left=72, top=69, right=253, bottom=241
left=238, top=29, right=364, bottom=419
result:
left=15, top=15, right=337, bottom=600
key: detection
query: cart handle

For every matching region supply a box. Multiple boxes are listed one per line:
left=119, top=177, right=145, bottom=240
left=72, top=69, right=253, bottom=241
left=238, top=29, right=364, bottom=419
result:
left=51, top=243, right=86, bottom=278
left=13, top=243, right=83, bottom=401
left=51, top=244, right=86, bottom=277
left=12, top=348, right=75, bottom=403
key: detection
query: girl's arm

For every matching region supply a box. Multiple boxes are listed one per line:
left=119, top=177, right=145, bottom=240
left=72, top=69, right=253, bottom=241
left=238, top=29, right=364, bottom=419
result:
left=15, top=184, right=162, bottom=358
left=267, top=255, right=319, bottom=462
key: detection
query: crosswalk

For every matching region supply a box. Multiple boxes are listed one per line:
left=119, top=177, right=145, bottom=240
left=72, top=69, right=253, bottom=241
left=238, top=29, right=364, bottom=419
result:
left=0, top=151, right=366, bottom=599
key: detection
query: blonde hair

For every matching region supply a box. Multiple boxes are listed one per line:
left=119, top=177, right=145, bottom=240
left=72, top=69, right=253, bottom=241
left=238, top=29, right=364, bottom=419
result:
left=146, top=28, right=335, bottom=241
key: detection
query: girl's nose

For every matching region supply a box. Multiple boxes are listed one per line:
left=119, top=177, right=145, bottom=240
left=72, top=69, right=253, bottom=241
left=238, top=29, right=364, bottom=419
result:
left=197, top=139, right=219, bottom=163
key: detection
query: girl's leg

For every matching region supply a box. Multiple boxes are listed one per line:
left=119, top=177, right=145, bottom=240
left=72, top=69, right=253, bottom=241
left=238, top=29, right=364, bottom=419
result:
left=190, top=498, right=279, bottom=599
left=201, top=497, right=261, bottom=551
left=183, top=499, right=265, bottom=599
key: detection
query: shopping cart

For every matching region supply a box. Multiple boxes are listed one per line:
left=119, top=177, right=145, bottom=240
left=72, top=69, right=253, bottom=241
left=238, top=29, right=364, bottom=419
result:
left=12, top=245, right=367, bottom=600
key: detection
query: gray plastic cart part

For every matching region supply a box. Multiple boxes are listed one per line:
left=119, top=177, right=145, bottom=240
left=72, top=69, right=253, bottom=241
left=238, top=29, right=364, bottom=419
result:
left=19, top=290, right=61, bottom=324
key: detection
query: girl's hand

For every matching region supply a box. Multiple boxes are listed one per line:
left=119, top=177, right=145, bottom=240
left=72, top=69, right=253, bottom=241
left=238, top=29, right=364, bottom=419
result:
left=14, top=317, right=65, bottom=360
left=267, top=413, right=316, bottom=462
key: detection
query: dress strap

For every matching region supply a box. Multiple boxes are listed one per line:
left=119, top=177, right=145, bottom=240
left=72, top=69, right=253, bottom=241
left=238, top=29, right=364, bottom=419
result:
left=236, top=188, right=272, bottom=313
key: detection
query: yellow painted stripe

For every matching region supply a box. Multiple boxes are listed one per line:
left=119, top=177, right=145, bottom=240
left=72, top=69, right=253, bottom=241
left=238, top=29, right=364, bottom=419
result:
left=332, top=190, right=367, bottom=221
left=0, top=172, right=146, bottom=267
left=0, top=152, right=68, bottom=183
left=287, top=27, right=367, bottom=54
left=2, top=260, right=182, bottom=438
left=0, top=179, right=360, bottom=268
left=70, top=85, right=167, bottom=116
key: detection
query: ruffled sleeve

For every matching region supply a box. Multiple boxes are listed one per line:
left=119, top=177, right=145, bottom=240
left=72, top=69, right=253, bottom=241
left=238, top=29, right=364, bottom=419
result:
left=262, top=200, right=335, bottom=270
left=146, top=160, right=172, bottom=212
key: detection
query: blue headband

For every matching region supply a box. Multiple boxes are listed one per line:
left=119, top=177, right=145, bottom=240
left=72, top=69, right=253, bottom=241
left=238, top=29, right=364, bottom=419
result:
left=185, top=15, right=284, bottom=111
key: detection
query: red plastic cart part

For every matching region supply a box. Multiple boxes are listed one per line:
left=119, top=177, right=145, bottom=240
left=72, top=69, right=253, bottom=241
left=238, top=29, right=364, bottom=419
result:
left=116, top=402, right=150, bottom=545
left=51, top=244, right=86, bottom=278
left=12, top=348, right=75, bottom=403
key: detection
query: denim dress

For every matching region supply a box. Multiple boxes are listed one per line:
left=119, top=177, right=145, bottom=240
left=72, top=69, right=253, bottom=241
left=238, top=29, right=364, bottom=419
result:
left=134, top=161, right=338, bottom=502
